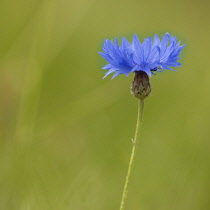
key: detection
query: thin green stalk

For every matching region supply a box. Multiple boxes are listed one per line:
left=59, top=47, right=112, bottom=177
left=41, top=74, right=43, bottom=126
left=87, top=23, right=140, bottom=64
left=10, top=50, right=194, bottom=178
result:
left=119, top=99, right=144, bottom=210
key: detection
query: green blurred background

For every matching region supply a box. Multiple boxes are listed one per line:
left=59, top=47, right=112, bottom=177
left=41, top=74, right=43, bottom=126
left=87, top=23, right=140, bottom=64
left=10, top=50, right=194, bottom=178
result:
left=0, top=0, right=210, bottom=209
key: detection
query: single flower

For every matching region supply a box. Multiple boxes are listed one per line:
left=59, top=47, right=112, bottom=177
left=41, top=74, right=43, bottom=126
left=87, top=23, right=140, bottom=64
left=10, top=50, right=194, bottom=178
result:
left=99, top=33, right=185, bottom=78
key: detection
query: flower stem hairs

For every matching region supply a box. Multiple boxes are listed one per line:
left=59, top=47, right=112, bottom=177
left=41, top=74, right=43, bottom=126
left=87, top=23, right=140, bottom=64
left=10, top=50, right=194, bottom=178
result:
left=98, top=33, right=185, bottom=210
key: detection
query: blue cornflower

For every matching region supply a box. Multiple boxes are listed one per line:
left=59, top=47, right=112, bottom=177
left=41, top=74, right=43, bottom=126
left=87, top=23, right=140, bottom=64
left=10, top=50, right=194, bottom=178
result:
left=99, top=33, right=185, bottom=78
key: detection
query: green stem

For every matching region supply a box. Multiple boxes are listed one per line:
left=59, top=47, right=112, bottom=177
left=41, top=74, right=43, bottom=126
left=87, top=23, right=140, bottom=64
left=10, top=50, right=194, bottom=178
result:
left=119, top=99, right=144, bottom=210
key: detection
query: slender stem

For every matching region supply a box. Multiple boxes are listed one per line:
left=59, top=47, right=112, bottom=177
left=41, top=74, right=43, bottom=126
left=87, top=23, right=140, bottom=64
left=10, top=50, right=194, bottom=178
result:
left=119, top=99, right=144, bottom=210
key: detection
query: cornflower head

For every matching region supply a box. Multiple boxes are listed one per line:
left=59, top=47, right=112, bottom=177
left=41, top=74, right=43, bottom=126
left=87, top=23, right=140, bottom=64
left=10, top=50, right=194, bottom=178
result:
left=99, top=33, right=185, bottom=99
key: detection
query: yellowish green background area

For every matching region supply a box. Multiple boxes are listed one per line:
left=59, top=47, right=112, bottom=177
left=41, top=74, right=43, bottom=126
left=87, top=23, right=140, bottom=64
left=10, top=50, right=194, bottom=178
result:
left=0, top=0, right=209, bottom=209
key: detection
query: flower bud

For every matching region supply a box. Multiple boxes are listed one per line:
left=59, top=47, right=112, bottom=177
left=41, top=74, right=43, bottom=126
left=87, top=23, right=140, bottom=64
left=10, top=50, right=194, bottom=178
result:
left=131, top=71, right=151, bottom=100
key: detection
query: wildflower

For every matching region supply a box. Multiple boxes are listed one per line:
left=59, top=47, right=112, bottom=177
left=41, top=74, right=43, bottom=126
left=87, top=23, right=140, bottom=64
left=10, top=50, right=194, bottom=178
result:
left=99, top=33, right=185, bottom=78
left=99, top=34, right=186, bottom=210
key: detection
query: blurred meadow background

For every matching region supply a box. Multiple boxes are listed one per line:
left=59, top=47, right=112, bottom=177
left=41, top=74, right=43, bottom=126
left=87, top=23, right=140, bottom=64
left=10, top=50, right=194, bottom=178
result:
left=0, top=0, right=210, bottom=209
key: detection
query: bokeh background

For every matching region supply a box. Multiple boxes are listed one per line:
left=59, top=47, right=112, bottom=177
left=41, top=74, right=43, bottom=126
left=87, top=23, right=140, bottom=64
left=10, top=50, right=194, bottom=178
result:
left=0, top=0, right=210, bottom=209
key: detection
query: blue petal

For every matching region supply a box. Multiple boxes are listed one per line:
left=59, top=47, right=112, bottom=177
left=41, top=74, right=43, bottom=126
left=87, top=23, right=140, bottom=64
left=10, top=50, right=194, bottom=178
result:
left=153, top=34, right=160, bottom=46
left=103, top=68, right=117, bottom=79
left=102, top=64, right=113, bottom=70
left=143, top=37, right=152, bottom=62
left=133, top=34, right=144, bottom=63
left=111, top=71, right=121, bottom=79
